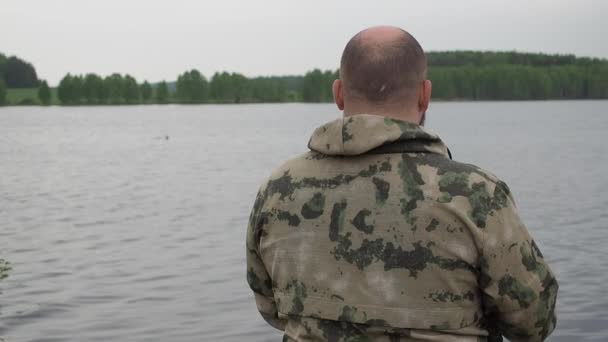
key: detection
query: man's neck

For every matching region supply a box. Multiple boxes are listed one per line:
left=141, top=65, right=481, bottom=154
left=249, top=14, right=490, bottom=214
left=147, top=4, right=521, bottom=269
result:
left=343, top=107, right=421, bottom=125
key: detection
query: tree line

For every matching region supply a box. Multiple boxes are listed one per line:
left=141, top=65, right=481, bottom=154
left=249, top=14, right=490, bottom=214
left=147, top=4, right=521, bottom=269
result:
left=426, top=51, right=607, bottom=67
left=429, top=64, right=608, bottom=100
left=52, top=69, right=337, bottom=105
left=427, top=51, right=608, bottom=100
left=1, top=51, right=607, bottom=106
left=56, top=73, right=169, bottom=105
left=53, top=63, right=607, bottom=105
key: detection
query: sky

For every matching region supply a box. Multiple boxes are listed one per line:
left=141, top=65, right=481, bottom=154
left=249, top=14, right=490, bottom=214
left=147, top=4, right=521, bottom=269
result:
left=1, top=0, right=607, bottom=85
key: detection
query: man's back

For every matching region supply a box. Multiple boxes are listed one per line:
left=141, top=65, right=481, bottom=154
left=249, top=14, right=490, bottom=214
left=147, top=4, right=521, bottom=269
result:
left=246, top=115, right=558, bottom=341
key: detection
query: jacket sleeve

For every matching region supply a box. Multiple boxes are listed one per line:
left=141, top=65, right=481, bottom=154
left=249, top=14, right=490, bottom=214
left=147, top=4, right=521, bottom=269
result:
left=478, top=182, right=558, bottom=342
left=246, top=186, right=287, bottom=331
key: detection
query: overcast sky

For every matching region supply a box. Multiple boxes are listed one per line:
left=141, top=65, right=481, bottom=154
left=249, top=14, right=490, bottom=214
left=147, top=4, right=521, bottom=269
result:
left=2, top=0, right=606, bottom=85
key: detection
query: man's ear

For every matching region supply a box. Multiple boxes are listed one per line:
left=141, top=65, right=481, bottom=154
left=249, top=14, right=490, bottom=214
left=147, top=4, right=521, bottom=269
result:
left=418, top=80, right=432, bottom=113
left=333, top=79, right=344, bottom=110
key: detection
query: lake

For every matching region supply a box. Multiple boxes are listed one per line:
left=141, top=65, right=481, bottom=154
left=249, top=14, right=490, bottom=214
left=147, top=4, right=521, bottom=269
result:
left=1, top=101, right=607, bottom=341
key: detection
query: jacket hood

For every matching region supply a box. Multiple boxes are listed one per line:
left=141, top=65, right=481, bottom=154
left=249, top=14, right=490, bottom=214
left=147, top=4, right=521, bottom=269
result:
left=308, top=114, right=450, bottom=158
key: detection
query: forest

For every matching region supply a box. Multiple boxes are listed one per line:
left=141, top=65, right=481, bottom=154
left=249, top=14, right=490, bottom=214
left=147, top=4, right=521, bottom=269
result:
left=427, top=51, right=608, bottom=100
left=1, top=51, right=607, bottom=106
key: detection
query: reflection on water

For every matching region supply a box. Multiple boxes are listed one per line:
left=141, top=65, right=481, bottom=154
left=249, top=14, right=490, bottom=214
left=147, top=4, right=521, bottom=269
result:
left=1, top=102, right=607, bottom=341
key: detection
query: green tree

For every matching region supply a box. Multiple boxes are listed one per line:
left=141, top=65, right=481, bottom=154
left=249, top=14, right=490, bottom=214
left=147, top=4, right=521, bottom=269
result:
left=140, top=81, right=153, bottom=103
left=155, top=81, right=169, bottom=104
left=122, top=74, right=140, bottom=104
left=104, top=73, right=124, bottom=104
left=230, top=73, right=250, bottom=103
left=176, top=69, right=209, bottom=103
left=250, top=77, right=288, bottom=102
left=0, top=79, right=6, bottom=106
left=3, top=56, right=38, bottom=88
left=38, top=80, right=51, bottom=105
left=0, top=53, right=6, bottom=80
left=209, top=72, right=255, bottom=103
left=301, top=69, right=336, bottom=102
left=71, top=75, right=84, bottom=104
left=210, top=72, right=229, bottom=102
left=57, top=74, right=79, bottom=105
left=82, top=73, right=106, bottom=104
left=57, top=74, right=71, bottom=104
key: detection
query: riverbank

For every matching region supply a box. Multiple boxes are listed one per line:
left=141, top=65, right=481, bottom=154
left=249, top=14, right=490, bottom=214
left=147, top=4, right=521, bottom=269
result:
left=4, top=87, right=608, bottom=107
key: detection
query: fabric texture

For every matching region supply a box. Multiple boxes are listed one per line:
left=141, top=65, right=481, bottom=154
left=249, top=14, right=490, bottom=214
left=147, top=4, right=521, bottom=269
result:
left=246, top=114, right=558, bottom=341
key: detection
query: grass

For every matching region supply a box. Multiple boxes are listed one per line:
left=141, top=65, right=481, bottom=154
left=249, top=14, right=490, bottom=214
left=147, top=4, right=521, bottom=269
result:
left=6, top=87, right=59, bottom=105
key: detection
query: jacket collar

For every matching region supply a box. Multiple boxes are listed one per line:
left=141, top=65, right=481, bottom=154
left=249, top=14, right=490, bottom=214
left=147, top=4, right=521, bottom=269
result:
left=307, top=114, right=450, bottom=158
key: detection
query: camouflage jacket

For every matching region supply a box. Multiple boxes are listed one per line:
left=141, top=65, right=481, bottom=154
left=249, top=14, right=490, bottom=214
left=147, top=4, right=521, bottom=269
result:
left=246, top=114, right=558, bottom=341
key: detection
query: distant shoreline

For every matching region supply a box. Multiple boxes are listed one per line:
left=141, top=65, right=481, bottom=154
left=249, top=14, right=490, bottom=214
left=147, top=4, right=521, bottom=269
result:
left=2, top=98, right=607, bottom=109
left=2, top=51, right=607, bottom=106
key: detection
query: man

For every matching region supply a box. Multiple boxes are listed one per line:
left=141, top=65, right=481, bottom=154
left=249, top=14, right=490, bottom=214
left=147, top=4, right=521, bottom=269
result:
left=246, top=26, right=558, bottom=341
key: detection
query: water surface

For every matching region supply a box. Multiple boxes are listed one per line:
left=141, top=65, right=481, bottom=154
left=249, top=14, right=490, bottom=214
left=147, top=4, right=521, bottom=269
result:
left=1, top=101, right=607, bottom=341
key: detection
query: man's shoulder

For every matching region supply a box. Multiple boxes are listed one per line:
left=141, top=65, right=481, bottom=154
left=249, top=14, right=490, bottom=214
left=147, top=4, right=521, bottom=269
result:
left=418, top=153, right=508, bottom=188
left=407, top=154, right=514, bottom=221
left=267, top=151, right=324, bottom=176
left=264, top=150, right=354, bottom=183
left=255, top=151, right=326, bottom=196
left=259, top=151, right=511, bottom=202
left=265, top=151, right=508, bottom=184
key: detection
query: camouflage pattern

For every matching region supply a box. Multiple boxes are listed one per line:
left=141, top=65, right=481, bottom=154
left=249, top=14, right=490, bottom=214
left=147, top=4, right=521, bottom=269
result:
left=0, top=258, right=10, bottom=281
left=247, top=114, right=558, bottom=341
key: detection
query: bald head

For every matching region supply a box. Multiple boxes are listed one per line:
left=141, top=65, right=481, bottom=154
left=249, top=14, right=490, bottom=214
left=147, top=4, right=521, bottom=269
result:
left=339, top=26, right=427, bottom=107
